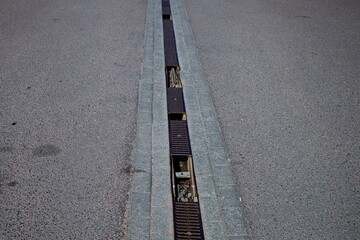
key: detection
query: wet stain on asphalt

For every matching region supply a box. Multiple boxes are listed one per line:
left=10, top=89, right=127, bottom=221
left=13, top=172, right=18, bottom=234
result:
left=295, top=15, right=311, bottom=19
left=7, top=181, right=18, bottom=187
left=123, top=165, right=146, bottom=173
left=33, top=144, right=61, bottom=157
left=0, top=146, right=14, bottom=153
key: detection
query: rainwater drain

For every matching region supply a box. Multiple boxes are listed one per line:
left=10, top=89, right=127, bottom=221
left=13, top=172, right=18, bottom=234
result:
left=162, top=0, right=205, bottom=239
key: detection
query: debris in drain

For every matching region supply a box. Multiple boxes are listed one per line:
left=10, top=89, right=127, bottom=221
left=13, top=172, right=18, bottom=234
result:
left=168, top=68, right=182, bottom=88
left=177, top=180, right=193, bottom=202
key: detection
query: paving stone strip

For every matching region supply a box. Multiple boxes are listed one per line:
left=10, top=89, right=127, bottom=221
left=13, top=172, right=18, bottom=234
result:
left=127, top=0, right=250, bottom=239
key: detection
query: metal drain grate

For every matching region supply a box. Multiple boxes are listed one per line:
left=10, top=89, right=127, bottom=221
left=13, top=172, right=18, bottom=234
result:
left=163, top=19, right=179, bottom=69
left=174, top=202, right=205, bottom=240
left=169, top=120, right=191, bottom=156
left=162, top=0, right=171, bottom=19
left=167, top=88, right=185, bottom=114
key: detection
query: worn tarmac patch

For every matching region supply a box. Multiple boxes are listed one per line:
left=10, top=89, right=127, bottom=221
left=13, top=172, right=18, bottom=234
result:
left=33, top=144, right=61, bottom=157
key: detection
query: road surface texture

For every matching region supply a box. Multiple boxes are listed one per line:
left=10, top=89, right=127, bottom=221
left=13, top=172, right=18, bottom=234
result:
left=0, top=0, right=145, bottom=239
left=184, top=0, right=359, bottom=239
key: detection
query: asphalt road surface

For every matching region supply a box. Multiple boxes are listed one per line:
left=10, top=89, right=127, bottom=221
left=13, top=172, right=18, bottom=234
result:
left=1, top=0, right=359, bottom=239
left=184, top=0, right=359, bottom=239
left=1, top=0, right=145, bottom=239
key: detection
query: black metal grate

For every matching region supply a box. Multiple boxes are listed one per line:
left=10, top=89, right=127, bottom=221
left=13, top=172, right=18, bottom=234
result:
left=167, top=88, right=185, bottom=114
left=169, top=120, right=191, bottom=155
left=162, top=0, right=170, bottom=8
left=174, top=202, right=205, bottom=240
left=162, top=0, right=171, bottom=18
left=163, top=19, right=179, bottom=68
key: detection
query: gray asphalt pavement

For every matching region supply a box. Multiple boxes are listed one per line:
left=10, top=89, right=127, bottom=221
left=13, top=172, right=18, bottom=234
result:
left=2, top=0, right=359, bottom=239
left=0, top=0, right=145, bottom=239
left=184, top=0, right=360, bottom=239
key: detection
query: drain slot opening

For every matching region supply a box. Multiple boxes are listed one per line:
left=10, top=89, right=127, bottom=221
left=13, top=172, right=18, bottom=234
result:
left=163, top=14, right=171, bottom=20
left=169, top=114, right=186, bottom=121
left=171, top=156, right=198, bottom=203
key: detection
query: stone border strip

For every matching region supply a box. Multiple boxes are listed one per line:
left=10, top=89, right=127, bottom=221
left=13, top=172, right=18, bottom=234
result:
left=128, top=0, right=173, bottom=238
left=170, top=0, right=250, bottom=239
left=150, top=0, right=174, bottom=238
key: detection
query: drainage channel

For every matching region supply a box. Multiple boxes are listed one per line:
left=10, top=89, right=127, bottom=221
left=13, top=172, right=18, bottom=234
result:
left=128, top=0, right=250, bottom=238
left=162, top=0, right=205, bottom=239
